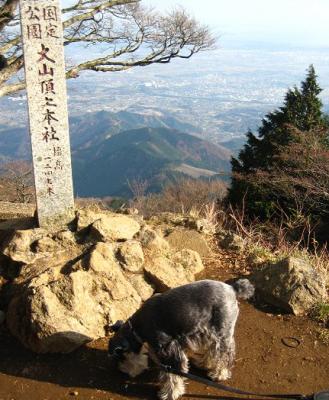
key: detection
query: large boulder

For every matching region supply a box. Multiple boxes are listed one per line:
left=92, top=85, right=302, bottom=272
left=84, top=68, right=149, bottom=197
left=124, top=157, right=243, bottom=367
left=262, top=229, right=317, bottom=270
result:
left=251, top=257, right=327, bottom=315
left=7, top=243, right=142, bottom=353
left=144, top=249, right=204, bottom=292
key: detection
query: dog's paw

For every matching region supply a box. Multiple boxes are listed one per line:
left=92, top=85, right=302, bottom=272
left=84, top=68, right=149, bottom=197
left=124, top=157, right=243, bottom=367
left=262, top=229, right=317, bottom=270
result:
left=209, top=367, right=232, bottom=382
left=158, top=388, right=185, bottom=400
left=158, top=376, right=186, bottom=400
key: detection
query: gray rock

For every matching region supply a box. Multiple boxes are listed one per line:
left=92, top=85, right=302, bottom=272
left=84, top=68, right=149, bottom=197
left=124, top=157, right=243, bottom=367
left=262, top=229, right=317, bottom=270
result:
left=251, top=257, right=327, bottom=315
left=219, top=231, right=245, bottom=252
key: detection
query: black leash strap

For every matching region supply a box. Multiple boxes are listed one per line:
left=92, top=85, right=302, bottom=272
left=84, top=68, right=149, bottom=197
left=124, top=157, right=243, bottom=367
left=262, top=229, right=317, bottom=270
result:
left=160, top=364, right=311, bottom=400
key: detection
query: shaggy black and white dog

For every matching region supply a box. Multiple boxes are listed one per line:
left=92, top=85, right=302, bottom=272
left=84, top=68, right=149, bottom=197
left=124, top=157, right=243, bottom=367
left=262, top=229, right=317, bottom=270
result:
left=108, top=279, right=254, bottom=400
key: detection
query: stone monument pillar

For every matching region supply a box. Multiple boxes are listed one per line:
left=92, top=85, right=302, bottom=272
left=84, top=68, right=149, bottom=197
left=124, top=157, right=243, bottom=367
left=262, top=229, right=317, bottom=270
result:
left=19, top=0, right=74, bottom=228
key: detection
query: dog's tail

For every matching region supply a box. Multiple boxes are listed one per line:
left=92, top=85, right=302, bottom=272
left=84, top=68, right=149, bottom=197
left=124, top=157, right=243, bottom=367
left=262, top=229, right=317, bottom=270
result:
left=231, top=279, right=255, bottom=300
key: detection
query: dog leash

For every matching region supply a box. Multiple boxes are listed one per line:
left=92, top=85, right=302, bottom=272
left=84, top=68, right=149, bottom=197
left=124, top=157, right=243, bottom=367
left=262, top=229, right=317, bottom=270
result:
left=126, top=321, right=329, bottom=400
left=159, top=364, right=329, bottom=400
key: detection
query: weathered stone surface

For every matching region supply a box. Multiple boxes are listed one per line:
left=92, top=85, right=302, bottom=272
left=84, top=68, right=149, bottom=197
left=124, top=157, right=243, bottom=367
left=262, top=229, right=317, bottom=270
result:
left=53, top=230, right=76, bottom=246
left=33, top=237, right=62, bottom=254
left=76, top=209, right=104, bottom=231
left=219, top=232, right=245, bottom=252
left=166, top=230, right=211, bottom=257
left=90, top=215, right=140, bottom=242
left=7, top=246, right=141, bottom=353
left=149, top=213, right=215, bottom=235
left=87, top=242, right=118, bottom=273
left=127, top=274, right=154, bottom=301
left=139, top=227, right=170, bottom=253
left=1, top=228, right=48, bottom=264
left=251, top=257, right=327, bottom=315
left=173, top=249, right=204, bottom=278
left=144, top=256, right=189, bottom=292
left=144, top=249, right=204, bottom=292
left=118, top=241, right=144, bottom=273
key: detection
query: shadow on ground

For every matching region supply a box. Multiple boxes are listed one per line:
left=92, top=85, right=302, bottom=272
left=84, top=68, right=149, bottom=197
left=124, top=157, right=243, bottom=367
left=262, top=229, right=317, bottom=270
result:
left=0, top=326, right=160, bottom=400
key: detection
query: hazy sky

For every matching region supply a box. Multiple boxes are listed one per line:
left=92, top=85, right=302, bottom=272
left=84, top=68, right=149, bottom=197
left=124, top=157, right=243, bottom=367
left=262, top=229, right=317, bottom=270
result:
left=144, top=0, right=329, bottom=48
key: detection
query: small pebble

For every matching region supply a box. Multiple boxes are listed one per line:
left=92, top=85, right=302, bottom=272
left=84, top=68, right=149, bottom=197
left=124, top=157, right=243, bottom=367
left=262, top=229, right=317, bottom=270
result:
left=69, top=391, right=79, bottom=396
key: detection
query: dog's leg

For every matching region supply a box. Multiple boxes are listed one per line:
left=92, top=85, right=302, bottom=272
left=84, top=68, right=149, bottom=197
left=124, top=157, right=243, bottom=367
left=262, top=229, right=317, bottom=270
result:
left=158, top=371, right=186, bottom=400
left=157, top=340, right=189, bottom=400
left=206, top=336, right=235, bottom=382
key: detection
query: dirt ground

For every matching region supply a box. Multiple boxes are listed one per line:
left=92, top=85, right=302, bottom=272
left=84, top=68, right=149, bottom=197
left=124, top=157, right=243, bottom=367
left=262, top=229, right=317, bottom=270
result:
left=0, top=248, right=328, bottom=400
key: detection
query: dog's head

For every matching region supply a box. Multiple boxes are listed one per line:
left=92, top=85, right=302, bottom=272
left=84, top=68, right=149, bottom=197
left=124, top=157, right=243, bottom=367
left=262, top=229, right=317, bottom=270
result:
left=108, top=320, right=149, bottom=378
left=108, top=320, right=142, bottom=360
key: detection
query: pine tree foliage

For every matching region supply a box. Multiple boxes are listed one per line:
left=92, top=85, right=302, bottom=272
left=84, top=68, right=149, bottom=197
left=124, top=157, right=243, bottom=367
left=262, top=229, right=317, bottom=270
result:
left=228, top=65, right=328, bottom=216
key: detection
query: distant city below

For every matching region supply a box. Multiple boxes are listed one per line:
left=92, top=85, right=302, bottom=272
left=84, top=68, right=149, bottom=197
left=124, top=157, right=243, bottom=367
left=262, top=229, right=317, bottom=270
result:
left=1, top=45, right=329, bottom=146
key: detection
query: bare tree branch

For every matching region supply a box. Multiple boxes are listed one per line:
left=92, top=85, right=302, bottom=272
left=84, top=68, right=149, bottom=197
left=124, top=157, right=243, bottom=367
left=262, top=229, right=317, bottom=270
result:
left=0, top=0, right=18, bottom=31
left=0, top=0, right=216, bottom=96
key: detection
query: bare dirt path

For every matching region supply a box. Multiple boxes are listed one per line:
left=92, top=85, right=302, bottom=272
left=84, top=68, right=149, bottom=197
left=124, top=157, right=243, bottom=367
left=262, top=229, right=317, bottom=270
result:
left=0, top=249, right=328, bottom=400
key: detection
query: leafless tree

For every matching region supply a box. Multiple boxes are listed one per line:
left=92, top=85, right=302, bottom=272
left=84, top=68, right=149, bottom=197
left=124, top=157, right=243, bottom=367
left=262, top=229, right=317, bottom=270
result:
left=0, top=0, right=216, bottom=97
left=0, top=160, right=34, bottom=202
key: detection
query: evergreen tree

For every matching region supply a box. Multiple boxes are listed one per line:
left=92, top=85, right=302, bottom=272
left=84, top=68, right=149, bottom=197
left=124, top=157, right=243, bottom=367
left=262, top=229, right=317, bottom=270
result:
left=228, top=65, right=327, bottom=216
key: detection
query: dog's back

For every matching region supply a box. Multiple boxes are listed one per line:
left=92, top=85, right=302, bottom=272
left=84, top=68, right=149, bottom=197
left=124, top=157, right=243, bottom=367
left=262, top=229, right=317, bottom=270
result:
left=131, top=279, right=254, bottom=343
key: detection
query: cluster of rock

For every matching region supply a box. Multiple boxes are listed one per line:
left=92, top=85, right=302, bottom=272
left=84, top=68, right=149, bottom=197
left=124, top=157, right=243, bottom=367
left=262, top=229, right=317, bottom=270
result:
left=0, top=209, right=205, bottom=353
left=1, top=208, right=327, bottom=353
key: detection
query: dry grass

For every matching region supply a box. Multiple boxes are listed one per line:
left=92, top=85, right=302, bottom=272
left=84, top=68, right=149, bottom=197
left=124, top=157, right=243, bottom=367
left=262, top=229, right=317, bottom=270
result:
left=130, top=178, right=227, bottom=219
left=310, top=303, right=329, bottom=326
left=75, top=196, right=124, bottom=211
left=317, top=328, right=329, bottom=345
left=213, top=200, right=329, bottom=287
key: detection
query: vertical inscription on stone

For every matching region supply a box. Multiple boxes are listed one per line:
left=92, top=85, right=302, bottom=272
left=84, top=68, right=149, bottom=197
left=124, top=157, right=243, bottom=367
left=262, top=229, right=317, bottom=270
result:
left=19, top=0, right=74, bottom=228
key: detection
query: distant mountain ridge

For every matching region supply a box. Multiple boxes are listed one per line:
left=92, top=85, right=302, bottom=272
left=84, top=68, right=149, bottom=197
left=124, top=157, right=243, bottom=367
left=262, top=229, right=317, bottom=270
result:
left=0, top=111, right=232, bottom=198
left=0, top=109, right=201, bottom=161
left=69, top=109, right=201, bottom=150
left=73, top=127, right=231, bottom=197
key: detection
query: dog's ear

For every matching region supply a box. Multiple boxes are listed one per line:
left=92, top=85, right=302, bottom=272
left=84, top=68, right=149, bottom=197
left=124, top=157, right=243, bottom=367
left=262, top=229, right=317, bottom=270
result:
left=109, top=320, right=125, bottom=333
